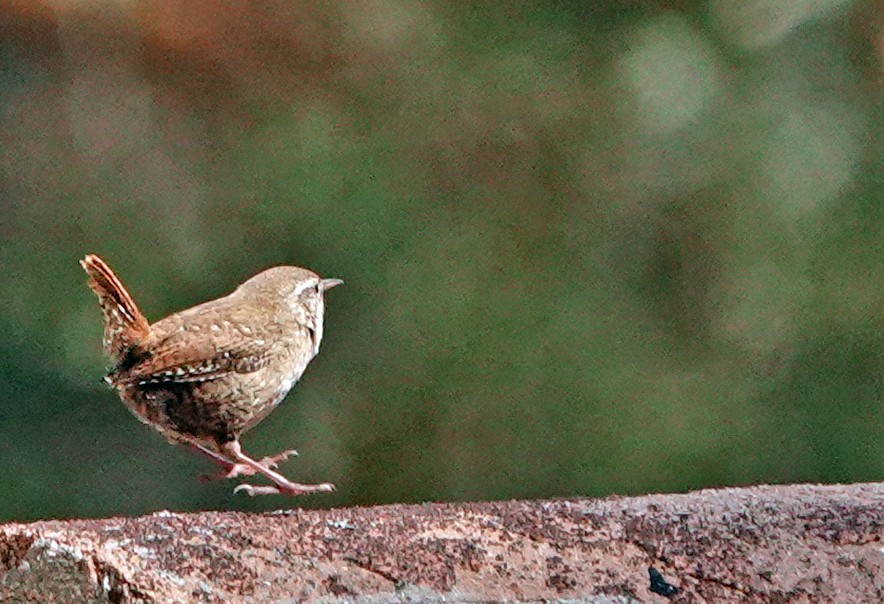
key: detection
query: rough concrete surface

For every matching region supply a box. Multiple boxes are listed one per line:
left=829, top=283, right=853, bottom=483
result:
left=1, top=483, right=882, bottom=603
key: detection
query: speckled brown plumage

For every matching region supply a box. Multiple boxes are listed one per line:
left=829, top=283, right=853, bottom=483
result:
left=81, top=254, right=342, bottom=496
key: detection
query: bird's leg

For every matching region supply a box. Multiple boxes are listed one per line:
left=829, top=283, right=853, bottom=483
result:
left=190, top=443, right=233, bottom=467
left=187, top=443, right=239, bottom=482
left=188, top=443, right=299, bottom=482
left=220, top=440, right=335, bottom=496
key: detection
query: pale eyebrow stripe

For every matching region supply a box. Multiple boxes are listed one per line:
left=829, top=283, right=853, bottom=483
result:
left=293, top=279, right=320, bottom=296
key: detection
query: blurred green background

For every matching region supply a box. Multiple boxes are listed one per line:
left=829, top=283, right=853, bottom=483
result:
left=0, top=1, right=881, bottom=522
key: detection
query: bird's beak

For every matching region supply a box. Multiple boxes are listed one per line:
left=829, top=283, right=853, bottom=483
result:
left=320, top=278, right=344, bottom=291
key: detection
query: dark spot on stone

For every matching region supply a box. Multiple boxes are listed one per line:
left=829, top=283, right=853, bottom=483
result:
left=0, top=533, right=34, bottom=570
left=325, top=574, right=354, bottom=597
left=546, top=555, right=578, bottom=592
left=547, top=573, right=578, bottom=591
left=649, top=566, right=678, bottom=598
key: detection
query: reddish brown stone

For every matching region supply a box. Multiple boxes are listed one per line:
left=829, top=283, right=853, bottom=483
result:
left=1, top=483, right=882, bottom=603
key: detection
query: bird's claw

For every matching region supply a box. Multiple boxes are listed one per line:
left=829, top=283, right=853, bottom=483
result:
left=200, top=448, right=300, bottom=482
left=259, top=449, right=298, bottom=468
left=233, top=482, right=336, bottom=497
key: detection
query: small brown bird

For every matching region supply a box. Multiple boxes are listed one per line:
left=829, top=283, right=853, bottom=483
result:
left=81, top=254, right=342, bottom=496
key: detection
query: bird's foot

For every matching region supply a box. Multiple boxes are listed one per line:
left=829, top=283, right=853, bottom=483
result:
left=234, top=481, right=335, bottom=497
left=221, top=440, right=334, bottom=497
left=201, top=449, right=298, bottom=482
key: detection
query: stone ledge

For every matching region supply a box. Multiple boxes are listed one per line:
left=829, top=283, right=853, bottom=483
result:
left=1, top=483, right=882, bottom=603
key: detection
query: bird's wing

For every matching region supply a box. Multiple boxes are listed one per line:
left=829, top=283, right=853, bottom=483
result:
left=128, top=341, right=273, bottom=386
left=116, top=301, right=280, bottom=386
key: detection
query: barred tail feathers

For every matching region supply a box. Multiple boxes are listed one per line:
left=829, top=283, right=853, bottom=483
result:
left=80, top=254, right=150, bottom=357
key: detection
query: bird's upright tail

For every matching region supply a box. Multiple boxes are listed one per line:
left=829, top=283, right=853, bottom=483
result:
left=81, top=254, right=150, bottom=359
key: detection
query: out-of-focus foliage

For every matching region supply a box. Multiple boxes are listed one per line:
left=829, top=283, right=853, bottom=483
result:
left=0, top=1, right=880, bottom=521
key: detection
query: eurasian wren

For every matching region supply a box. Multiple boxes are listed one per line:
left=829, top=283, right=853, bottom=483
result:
left=81, top=254, right=342, bottom=496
